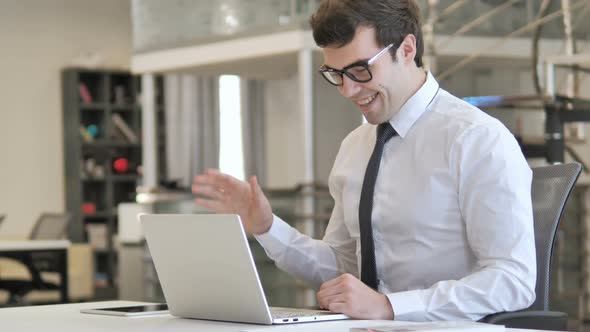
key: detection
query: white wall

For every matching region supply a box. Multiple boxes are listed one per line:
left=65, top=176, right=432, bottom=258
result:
left=0, top=0, right=132, bottom=236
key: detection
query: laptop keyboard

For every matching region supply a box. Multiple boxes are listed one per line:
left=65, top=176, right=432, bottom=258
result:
left=270, top=307, right=333, bottom=319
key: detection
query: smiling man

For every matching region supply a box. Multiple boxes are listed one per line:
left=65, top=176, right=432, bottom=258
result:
left=192, top=0, right=536, bottom=322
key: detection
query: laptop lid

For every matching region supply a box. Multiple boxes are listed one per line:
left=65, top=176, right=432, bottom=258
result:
left=140, top=214, right=274, bottom=324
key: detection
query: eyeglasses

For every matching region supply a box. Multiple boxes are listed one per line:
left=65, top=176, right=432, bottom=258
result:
left=318, top=44, right=394, bottom=86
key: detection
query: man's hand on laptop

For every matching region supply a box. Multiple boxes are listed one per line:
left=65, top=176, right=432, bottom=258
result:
left=192, top=169, right=273, bottom=235
left=317, top=273, right=394, bottom=320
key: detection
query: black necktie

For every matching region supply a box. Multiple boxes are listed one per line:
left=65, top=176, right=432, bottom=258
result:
left=359, top=122, right=397, bottom=290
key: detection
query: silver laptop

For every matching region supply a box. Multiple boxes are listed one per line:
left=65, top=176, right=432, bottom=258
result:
left=140, top=214, right=349, bottom=325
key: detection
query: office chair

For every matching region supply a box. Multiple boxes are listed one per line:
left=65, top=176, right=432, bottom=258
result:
left=481, top=162, right=582, bottom=331
left=0, top=213, right=72, bottom=304
left=29, top=213, right=71, bottom=240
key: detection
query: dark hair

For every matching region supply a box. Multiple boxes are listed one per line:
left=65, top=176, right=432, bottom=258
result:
left=309, top=0, right=424, bottom=68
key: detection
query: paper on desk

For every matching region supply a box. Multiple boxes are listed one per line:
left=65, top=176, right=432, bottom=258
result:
left=349, top=321, right=505, bottom=332
left=241, top=320, right=416, bottom=332
left=242, top=321, right=504, bottom=332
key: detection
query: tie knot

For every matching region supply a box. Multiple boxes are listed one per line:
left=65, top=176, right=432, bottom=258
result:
left=377, top=122, right=396, bottom=143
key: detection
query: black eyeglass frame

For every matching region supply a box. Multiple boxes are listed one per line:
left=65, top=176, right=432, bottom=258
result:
left=318, top=43, right=394, bottom=86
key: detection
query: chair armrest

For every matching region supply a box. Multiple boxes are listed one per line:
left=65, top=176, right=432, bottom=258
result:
left=480, top=310, right=567, bottom=331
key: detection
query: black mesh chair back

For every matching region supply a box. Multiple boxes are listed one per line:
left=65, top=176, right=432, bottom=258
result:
left=478, top=163, right=581, bottom=330
left=530, top=162, right=582, bottom=311
left=29, top=213, right=71, bottom=240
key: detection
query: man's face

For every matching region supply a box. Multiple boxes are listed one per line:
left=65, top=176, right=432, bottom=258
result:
left=322, top=27, right=407, bottom=125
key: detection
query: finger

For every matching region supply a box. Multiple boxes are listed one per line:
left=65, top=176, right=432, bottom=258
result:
left=318, top=287, right=343, bottom=301
left=318, top=288, right=349, bottom=314
left=317, top=288, right=333, bottom=309
left=327, top=302, right=348, bottom=315
left=317, top=282, right=344, bottom=299
left=195, top=198, right=227, bottom=213
left=249, top=176, right=264, bottom=202
left=219, top=172, right=245, bottom=188
left=318, top=291, right=342, bottom=311
left=192, top=184, right=224, bottom=201
left=316, top=292, right=325, bottom=309
left=193, top=174, right=217, bottom=186
left=319, top=275, right=344, bottom=291
left=195, top=170, right=228, bottom=186
left=205, top=170, right=247, bottom=192
left=205, top=169, right=234, bottom=184
left=196, top=174, right=246, bottom=201
left=317, top=280, right=349, bottom=309
left=318, top=287, right=348, bottom=306
left=204, top=168, right=221, bottom=175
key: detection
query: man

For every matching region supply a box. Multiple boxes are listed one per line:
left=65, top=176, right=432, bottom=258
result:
left=192, top=0, right=536, bottom=322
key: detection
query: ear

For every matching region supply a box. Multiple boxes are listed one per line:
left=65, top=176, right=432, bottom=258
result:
left=398, top=34, right=417, bottom=65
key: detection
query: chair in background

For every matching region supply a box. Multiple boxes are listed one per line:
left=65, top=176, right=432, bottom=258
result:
left=29, top=213, right=71, bottom=240
left=481, top=162, right=582, bottom=331
left=0, top=213, right=72, bottom=304
left=27, top=213, right=72, bottom=273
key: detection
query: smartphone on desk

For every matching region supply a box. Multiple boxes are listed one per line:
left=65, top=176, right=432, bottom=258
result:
left=80, top=304, right=169, bottom=317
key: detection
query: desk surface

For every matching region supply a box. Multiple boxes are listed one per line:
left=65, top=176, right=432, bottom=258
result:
left=0, top=301, right=565, bottom=332
left=0, top=240, right=70, bottom=251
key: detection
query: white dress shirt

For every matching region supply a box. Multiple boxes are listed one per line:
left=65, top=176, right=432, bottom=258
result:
left=255, top=72, right=536, bottom=321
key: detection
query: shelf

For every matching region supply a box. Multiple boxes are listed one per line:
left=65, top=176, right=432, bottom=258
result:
left=82, top=141, right=141, bottom=148
left=110, top=174, right=140, bottom=182
left=83, top=211, right=115, bottom=219
left=64, top=68, right=165, bottom=296
left=112, top=104, right=140, bottom=112
left=83, top=175, right=139, bottom=182
left=80, top=103, right=108, bottom=110
left=82, top=177, right=106, bottom=183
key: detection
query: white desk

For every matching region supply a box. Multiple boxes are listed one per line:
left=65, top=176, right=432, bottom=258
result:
left=0, top=301, right=565, bottom=331
left=0, top=240, right=70, bottom=302
left=0, top=240, right=70, bottom=251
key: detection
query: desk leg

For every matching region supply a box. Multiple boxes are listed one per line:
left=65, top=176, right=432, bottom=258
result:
left=59, top=249, right=69, bottom=303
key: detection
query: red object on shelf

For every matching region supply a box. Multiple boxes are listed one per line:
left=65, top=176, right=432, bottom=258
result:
left=82, top=202, right=97, bottom=215
left=79, top=82, right=93, bottom=104
left=113, top=158, right=129, bottom=174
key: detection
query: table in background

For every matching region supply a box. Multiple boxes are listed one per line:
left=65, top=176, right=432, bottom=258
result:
left=0, top=240, right=70, bottom=303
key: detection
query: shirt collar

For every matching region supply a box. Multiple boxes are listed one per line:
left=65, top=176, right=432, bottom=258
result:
left=388, top=71, right=439, bottom=138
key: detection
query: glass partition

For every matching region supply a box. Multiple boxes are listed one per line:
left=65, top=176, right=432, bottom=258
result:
left=132, top=0, right=589, bottom=54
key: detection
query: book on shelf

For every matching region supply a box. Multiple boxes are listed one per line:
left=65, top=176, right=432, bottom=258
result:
left=79, top=125, right=95, bottom=143
left=113, top=85, right=129, bottom=105
left=112, top=113, right=138, bottom=143
left=79, top=82, right=93, bottom=104
left=86, top=223, right=108, bottom=251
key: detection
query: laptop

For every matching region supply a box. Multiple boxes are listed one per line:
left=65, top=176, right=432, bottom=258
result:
left=140, top=214, right=349, bottom=325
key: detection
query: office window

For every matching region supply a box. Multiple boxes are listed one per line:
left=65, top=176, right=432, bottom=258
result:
left=219, top=75, right=245, bottom=181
